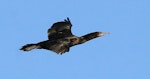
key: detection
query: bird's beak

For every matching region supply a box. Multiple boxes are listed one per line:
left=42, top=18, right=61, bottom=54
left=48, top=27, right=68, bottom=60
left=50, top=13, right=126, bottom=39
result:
left=98, top=32, right=110, bottom=37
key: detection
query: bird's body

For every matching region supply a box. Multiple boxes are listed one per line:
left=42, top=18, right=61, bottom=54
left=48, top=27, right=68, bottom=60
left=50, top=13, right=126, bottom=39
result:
left=20, top=18, right=109, bottom=54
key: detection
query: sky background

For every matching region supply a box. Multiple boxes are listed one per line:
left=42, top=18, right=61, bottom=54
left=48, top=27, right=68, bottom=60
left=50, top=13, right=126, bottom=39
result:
left=0, top=0, right=150, bottom=79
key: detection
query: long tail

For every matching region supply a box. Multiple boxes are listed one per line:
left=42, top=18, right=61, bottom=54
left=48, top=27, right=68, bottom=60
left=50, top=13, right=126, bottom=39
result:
left=20, top=44, right=41, bottom=51
left=78, top=32, right=110, bottom=44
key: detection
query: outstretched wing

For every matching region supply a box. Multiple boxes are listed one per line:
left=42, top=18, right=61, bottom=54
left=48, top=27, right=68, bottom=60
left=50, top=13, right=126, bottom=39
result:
left=48, top=17, right=73, bottom=40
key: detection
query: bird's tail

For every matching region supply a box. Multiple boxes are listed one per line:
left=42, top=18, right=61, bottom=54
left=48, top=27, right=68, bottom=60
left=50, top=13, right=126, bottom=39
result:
left=20, top=44, right=41, bottom=51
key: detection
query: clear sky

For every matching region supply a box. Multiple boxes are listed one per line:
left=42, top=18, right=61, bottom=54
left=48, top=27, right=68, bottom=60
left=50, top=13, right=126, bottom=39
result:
left=0, top=0, right=150, bottom=79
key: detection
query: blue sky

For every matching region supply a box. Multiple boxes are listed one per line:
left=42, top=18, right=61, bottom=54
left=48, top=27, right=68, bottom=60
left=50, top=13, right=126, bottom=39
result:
left=0, top=0, right=150, bottom=79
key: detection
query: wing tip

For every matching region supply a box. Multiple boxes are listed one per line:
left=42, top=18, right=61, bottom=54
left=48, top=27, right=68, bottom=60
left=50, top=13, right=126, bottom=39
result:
left=64, top=17, right=72, bottom=26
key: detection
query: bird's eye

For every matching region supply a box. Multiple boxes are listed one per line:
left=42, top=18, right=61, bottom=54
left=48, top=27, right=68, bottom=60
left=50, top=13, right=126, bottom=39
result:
left=64, top=39, right=70, bottom=42
left=70, top=39, right=74, bottom=42
left=70, top=38, right=77, bottom=42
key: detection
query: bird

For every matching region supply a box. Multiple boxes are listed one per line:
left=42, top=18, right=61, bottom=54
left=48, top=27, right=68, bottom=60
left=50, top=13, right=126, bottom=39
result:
left=20, top=17, right=109, bottom=54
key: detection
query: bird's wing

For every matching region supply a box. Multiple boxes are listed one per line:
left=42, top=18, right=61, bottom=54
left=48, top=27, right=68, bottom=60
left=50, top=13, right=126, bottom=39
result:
left=47, top=17, right=73, bottom=40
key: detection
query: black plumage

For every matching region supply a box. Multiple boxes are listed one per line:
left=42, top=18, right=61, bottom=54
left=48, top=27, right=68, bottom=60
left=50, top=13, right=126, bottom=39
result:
left=20, top=17, right=109, bottom=54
